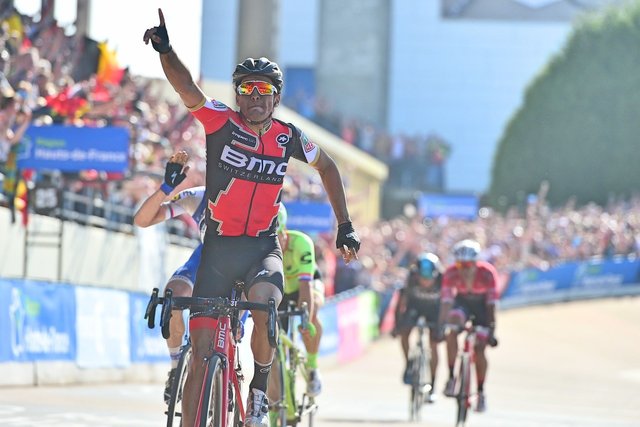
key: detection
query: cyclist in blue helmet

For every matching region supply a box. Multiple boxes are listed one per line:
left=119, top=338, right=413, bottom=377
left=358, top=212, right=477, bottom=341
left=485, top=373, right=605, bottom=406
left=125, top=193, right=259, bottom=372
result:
left=394, top=252, right=444, bottom=403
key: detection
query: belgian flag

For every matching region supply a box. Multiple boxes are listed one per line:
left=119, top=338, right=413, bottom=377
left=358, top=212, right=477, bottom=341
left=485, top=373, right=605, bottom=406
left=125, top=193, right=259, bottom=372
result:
left=72, top=37, right=124, bottom=85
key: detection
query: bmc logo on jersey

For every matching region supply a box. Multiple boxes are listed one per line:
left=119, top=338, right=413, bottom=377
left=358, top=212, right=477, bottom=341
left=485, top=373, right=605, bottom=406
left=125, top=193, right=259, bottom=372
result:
left=220, top=145, right=287, bottom=176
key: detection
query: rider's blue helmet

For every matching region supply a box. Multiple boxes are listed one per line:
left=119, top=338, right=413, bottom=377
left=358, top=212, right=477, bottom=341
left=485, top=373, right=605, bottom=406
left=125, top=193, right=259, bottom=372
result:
left=416, top=252, right=441, bottom=279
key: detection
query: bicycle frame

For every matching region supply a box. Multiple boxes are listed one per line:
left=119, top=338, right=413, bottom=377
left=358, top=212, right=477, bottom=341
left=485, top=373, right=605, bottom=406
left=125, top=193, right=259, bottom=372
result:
left=451, top=323, right=478, bottom=426
left=145, top=286, right=277, bottom=427
left=408, top=316, right=433, bottom=422
left=194, top=313, right=243, bottom=425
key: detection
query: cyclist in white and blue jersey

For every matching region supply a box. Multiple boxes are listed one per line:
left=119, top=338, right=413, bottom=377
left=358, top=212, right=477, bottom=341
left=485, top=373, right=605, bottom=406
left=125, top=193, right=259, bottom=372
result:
left=134, top=150, right=206, bottom=404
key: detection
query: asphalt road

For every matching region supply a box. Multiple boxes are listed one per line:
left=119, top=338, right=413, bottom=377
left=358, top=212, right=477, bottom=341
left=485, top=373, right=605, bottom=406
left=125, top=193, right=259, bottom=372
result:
left=0, top=297, right=639, bottom=427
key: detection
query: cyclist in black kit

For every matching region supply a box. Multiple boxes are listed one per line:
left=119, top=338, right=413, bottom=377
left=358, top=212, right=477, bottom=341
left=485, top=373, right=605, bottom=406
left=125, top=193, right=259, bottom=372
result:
left=144, top=9, right=360, bottom=427
left=394, top=252, right=444, bottom=403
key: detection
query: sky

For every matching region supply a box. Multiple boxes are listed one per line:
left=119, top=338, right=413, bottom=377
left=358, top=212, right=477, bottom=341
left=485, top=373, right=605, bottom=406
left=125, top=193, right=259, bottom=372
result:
left=14, top=0, right=203, bottom=79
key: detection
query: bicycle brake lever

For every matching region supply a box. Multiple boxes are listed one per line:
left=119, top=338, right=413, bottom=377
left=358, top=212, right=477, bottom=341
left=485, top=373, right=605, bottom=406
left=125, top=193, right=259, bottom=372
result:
left=145, top=288, right=159, bottom=329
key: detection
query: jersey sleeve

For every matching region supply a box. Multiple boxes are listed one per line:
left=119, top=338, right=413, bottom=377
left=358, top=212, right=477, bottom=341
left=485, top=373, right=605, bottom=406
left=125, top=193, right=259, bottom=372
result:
left=164, top=187, right=206, bottom=218
left=190, top=98, right=232, bottom=135
left=292, top=231, right=316, bottom=282
left=289, top=125, right=320, bottom=166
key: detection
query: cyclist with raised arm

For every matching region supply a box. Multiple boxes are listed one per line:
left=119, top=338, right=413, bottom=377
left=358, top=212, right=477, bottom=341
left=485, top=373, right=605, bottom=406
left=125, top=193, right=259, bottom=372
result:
left=273, top=203, right=325, bottom=397
left=133, top=150, right=206, bottom=404
left=143, top=10, right=360, bottom=427
left=394, top=252, right=444, bottom=403
left=439, top=239, right=498, bottom=413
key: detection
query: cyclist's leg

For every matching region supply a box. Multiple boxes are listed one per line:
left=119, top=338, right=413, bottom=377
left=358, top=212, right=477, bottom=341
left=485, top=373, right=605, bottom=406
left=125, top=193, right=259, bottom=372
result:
left=396, top=307, right=417, bottom=384
left=182, top=322, right=216, bottom=427
left=470, top=304, right=491, bottom=411
left=162, top=245, right=200, bottom=404
left=425, top=302, right=440, bottom=399
left=303, top=280, right=325, bottom=396
left=245, top=245, right=284, bottom=426
left=182, top=238, right=237, bottom=427
left=302, top=280, right=324, bottom=365
left=166, top=245, right=200, bottom=352
left=444, top=305, right=467, bottom=396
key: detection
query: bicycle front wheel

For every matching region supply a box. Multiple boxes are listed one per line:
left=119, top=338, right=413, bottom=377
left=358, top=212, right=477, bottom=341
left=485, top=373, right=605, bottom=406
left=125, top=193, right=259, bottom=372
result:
left=456, top=354, right=471, bottom=427
left=409, top=350, right=425, bottom=422
left=199, top=354, right=225, bottom=427
left=167, top=343, right=192, bottom=427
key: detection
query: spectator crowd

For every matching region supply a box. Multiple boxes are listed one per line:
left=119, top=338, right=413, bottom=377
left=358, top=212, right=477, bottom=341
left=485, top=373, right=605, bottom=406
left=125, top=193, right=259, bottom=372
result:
left=1, top=5, right=639, bottom=298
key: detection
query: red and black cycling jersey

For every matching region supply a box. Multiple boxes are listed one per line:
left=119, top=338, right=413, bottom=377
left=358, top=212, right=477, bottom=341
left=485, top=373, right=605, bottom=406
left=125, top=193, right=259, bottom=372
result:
left=441, top=260, right=498, bottom=305
left=191, top=98, right=319, bottom=237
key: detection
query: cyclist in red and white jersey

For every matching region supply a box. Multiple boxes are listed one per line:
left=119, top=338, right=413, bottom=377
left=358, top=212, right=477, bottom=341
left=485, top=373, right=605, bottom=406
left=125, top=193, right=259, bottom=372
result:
left=144, top=10, right=360, bottom=427
left=438, top=239, right=497, bottom=413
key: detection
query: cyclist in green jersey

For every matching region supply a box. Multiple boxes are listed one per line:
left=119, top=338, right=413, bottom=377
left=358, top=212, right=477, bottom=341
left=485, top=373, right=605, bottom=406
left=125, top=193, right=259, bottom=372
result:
left=273, top=203, right=325, bottom=397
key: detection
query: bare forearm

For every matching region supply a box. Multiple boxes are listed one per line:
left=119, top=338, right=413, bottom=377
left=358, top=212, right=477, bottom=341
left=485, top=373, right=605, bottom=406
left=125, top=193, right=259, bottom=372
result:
left=159, top=51, right=203, bottom=107
left=298, top=281, right=314, bottom=319
left=487, top=304, right=496, bottom=326
left=319, top=160, right=351, bottom=225
left=133, top=190, right=167, bottom=227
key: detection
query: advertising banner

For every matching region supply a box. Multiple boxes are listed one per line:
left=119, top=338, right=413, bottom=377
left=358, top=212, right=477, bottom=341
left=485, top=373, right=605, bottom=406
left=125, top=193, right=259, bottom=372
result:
left=285, top=201, right=334, bottom=234
left=0, top=279, right=76, bottom=362
left=501, top=263, right=577, bottom=307
left=570, top=257, right=640, bottom=299
left=336, top=297, right=363, bottom=363
left=129, top=292, right=168, bottom=363
left=417, top=193, right=478, bottom=220
left=18, top=125, right=129, bottom=172
left=75, top=286, right=130, bottom=368
left=501, top=257, right=640, bottom=308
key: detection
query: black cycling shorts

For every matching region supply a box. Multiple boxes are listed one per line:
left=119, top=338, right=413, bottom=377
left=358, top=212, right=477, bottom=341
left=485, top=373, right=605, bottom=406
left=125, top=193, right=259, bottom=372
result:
left=452, top=294, right=490, bottom=327
left=193, top=234, right=284, bottom=299
left=396, top=299, right=440, bottom=332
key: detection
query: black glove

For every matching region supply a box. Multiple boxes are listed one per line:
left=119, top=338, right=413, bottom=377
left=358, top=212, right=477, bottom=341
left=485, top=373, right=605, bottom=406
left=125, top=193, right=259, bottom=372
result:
left=151, top=22, right=171, bottom=54
left=488, top=326, right=498, bottom=347
left=160, top=161, right=187, bottom=194
left=336, top=221, right=361, bottom=252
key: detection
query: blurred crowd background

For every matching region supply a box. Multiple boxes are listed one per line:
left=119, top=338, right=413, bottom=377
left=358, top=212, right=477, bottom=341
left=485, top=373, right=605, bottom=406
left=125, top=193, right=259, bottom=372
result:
left=1, top=4, right=639, bottom=298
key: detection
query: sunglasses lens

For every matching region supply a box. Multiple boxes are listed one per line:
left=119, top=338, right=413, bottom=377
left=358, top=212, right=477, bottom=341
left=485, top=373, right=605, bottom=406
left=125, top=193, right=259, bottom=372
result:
left=237, top=81, right=276, bottom=95
left=457, top=261, right=474, bottom=268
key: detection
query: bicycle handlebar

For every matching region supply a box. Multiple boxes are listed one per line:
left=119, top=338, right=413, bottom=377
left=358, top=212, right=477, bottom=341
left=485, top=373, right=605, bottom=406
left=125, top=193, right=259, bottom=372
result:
left=443, top=322, right=499, bottom=347
left=144, top=287, right=279, bottom=347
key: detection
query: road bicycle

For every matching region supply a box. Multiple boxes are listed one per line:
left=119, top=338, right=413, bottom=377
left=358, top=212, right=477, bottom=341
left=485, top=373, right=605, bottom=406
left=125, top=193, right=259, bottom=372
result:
left=145, top=282, right=278, bottom=427
left=407, top=316, right=435, bottom=422
left=269, top=300, right=318, bottom=427
left=447, top=321, right=498, bottom=427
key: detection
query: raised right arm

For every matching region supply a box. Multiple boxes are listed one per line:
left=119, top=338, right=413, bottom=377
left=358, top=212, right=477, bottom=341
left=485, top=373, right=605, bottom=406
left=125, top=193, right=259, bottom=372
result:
left=159, top=50, right=206, bottom=109
left=143, top=8, right=206, bottom=108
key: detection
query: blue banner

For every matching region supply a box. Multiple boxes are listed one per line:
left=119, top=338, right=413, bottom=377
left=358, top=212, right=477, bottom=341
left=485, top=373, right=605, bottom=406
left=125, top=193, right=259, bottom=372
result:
left=418, top=193, right=478, bottom=220
left=130, top=292, right=168, bottom=363
left=18, top=125, right=130, bottom=172
left=502, top=257, right=640, bottom=308
left=0, top=279, right=76, bottom=362
left=286, top=201, right=334, bottom=234
left=570, top=256, right=640, bottom=298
